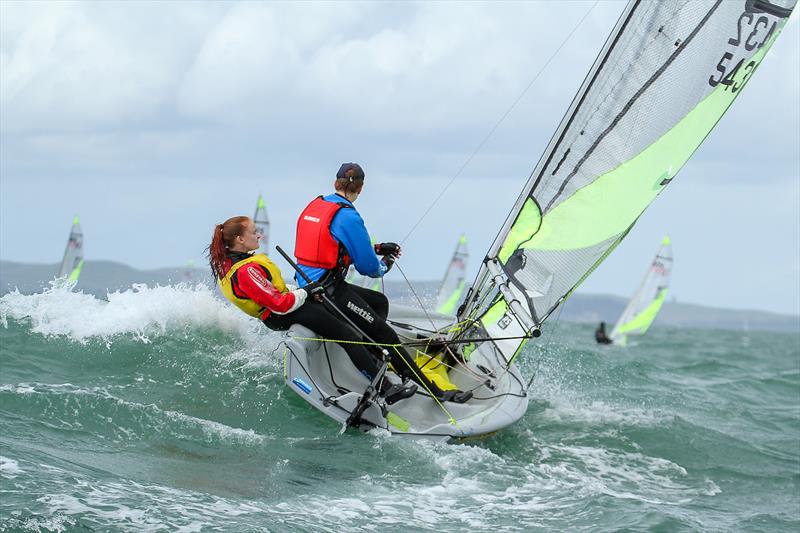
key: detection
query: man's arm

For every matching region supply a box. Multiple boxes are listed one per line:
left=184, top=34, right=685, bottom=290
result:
left=331, top=209, right=387, bottom=278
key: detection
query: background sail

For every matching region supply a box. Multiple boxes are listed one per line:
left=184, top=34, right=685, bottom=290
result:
left=610, top=236, right=673, bottom=344
left=253, top=194, right=270, bottom=255
left=346, top=235, right=383, bottom=291
left=455, top=0, right=796, bottom=364
left=435, top=234, right=469, bottom=315
left=346, top=269, right=382, bottom=291
left=57, top=216, right=84, bottom=283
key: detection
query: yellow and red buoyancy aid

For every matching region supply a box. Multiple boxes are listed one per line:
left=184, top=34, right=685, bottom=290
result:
left=294, top=196, right=352, bottom=270
left=219, top=253, right=289, bottom=319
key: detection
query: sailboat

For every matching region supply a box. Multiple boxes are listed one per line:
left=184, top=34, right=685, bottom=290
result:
left=253, top=194, right=270, bottom=255
left=57, top=216, right=84, bottom=284
left=283, top=0, right=796, bottom=439
left=609, top=236, right=673, bottom=345
left=435, top=234, right=468, bottom=315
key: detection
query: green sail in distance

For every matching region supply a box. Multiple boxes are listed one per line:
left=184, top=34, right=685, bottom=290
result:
left=435, top=234, right=469, bottom=315
left=58, top=215, right=84, bottom=283
left=254, top=194, right=271, bottom=255
left=610, top=236, right=673, bottom=345
left=455, top=0, right=796, bottom=365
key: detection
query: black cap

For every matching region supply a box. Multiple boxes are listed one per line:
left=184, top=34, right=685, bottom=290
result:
left=336, top=162, right=365, bottom=181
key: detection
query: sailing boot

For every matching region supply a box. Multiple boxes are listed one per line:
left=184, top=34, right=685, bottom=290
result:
left=378, top=379, right=418, bottom=406
left=437, top=389, right=473, bottom=404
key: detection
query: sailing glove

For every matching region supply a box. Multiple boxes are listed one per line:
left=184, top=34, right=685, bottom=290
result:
left=375, top=242, right=401, bottom=257
left=302, top=282, right=325, bottom=297
left=382, top=255, right=396, bottom=273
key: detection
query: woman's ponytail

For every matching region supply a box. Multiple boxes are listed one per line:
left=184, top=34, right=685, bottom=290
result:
left=206, top=216, right=249, bottom=282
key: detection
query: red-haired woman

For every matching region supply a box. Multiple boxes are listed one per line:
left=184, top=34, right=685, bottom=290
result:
left=208, top=216, right=416, bottom=404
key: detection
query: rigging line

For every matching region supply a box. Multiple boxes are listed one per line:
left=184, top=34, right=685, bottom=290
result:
left=403, top=333, right=534, bottom=347
left=394, top=261, right=487, bottom=382
left=399, top=0, right=601, bottom=246
left=394, top=262, right=439, bottom=332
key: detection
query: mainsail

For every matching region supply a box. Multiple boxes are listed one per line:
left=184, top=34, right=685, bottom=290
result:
left=435, top=234, right=469, bottom=315
left=610, top=236, right=673, bottom=344
left=253, top=194, right=270, bottom=255
left=454, top=0, right=796, bottom=363
left=57, top=216, right=84, bottom=283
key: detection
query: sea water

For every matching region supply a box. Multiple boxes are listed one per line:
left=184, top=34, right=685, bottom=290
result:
left=1, top=283, right=798, bottom=532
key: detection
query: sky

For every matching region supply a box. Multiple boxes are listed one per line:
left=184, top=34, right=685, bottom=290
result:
left=1, top=1, right=798, bottom=315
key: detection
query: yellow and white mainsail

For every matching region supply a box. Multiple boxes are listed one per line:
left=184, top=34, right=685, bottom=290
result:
left=435, top=234, right=469, bottom=315
left=454, top=0, right=796, bottom=363
left=610, top=236, right=673, bottom=345
left=57, top=216, right=84, bottom=283
left=253, top=194, right=270, bottom=255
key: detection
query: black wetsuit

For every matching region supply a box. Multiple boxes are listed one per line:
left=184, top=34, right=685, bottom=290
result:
left=261, top=286, right=382, bottom=381
left=595, top=323, right=613, bottom=345
left=324, top=278, right=450, bottom=397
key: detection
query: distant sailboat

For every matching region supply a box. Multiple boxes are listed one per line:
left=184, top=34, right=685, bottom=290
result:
left=253, top=194, right=270, bottom=255
left=609, top=236, right=673, bottom=345
left=183, top=259, right=197, bottom=283
left=435, top=234, right=468, bottom=315
left=57, top=216, right=84, bottom=284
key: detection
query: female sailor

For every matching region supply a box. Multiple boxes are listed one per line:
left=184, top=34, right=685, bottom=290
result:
left=208, top=216, right=416, bottom=405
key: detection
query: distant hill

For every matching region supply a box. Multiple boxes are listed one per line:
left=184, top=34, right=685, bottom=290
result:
left=2, top=260, right=797, bottom=333
left=0, top=260, right=210, bottom=296
left=383, top=281, right=799, bottom=333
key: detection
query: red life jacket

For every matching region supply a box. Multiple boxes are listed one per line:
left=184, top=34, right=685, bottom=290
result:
left=295, top=196, right=352, bottom=270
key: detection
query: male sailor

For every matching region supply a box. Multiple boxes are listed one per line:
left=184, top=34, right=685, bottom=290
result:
left=294, top=162, right=472, bottom=403
left=595, top=321, right=613, bottom=345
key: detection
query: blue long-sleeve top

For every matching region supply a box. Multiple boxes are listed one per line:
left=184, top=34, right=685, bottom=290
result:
left=296, top=193, right=387, bottom=286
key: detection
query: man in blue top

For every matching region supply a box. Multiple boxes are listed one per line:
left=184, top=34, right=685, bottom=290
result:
left=294, top=163, right=472, bottom=404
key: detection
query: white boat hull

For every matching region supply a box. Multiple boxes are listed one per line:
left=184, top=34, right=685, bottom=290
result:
left=282, top=304, right=529, bottom=441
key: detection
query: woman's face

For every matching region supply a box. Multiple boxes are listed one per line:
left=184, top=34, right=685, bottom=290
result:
left=237, top=220, right=262, bottom=251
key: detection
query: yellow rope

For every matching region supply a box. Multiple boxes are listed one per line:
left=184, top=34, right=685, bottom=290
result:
left=289, top=335, right=399, bottom=347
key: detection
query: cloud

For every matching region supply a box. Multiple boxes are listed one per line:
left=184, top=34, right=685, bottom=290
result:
left=176, top=1, right=617, bottom=136
left=0, top=1, right=223, bottom=133
left=1, top=0, right=798, bottom=314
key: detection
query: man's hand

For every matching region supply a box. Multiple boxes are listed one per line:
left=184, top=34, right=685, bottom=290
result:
left=382, top=255, right=396, bottom=273
left=375, top=242, right=402, bottom=257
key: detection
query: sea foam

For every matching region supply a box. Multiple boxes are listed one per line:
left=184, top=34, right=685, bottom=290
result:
left=0, top=282, right=260, bottom=345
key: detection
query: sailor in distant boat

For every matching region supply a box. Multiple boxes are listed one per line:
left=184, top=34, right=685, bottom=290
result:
left=208, top=216, right=416, bottom=405
left=294, top=162, right=472, bottom=404
left=595, top=321, right=613, bottom=345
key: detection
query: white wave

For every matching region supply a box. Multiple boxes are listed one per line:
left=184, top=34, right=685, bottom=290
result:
left=0, top=455, right=24, bottom=478
left=540, top=398, right=670, bottom=427
left=12, top=426, right=720, bottom=532
left=39, top=476, right=273, bottom=533
left=11, top=513, right=77, bottom=533
left=278, top=429, right=711, bottom=530
left=0, top=282, right=263, bottom=344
